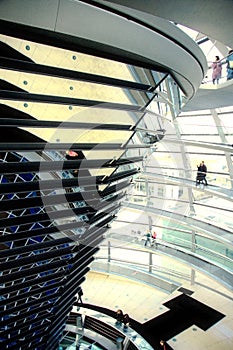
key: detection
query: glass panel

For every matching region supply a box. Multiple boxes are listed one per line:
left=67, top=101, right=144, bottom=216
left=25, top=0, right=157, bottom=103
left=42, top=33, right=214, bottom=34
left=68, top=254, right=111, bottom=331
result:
left=177, top=114, right=219, bottom=134
left=193, top=200, right=233, bottom=231
left=0, top=34, right=147, bottom=82
left=0, top=67, right=154, bottom=106
left=182, top=135, right=222, bottom=142
left=218, top=113, right=233, bottom=144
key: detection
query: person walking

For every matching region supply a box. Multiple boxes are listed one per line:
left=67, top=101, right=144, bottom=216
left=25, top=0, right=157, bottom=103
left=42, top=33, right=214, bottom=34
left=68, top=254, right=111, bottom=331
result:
left=77, top=287, right=83, bottom=303
left=196, top=162, right=202, bottom=185
left=226, top=49, right=233, bottom=81
left=123, top=313, right=130, bottom=329
left=196, top=161, right=208, bottom=185
left=144, top=231, right=151, bottom=247
left=212, top=56, right=222, bottom=84
left=199, top=161, right=208, bottom=185
left=151, top=231, right=158, bottom=248
left=116, top=309, right=124, bottom=324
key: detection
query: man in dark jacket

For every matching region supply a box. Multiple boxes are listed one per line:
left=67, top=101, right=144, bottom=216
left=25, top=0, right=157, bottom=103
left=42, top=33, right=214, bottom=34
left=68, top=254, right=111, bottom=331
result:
left=196, top=163, right=202, bottom=185
left=200, top=161, right=208, bottom=185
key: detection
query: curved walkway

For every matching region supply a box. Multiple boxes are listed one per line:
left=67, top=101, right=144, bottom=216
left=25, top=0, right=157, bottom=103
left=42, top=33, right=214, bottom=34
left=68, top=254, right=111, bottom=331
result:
left=141, top=171, right=233, bottom=203
left=182, top=80, right=233, bottom=111
left=123, top=202, right=233, bottom=245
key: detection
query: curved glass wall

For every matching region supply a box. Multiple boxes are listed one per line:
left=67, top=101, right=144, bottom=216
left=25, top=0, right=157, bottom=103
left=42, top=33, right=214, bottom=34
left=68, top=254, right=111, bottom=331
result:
left=106, top=25, right=233, bottom=289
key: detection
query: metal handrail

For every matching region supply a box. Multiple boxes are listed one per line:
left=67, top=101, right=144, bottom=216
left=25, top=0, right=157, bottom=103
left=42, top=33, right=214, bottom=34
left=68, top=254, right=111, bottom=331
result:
left=96, top=243, right=190, bottom=280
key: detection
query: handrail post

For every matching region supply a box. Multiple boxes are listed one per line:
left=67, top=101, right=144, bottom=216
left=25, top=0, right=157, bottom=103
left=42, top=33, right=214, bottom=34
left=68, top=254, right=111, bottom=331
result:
left=108, top=240, right=111, bottom=263
left=149, top=252, right=153, bottom=273
left=191, top=230, right=196, bottom=285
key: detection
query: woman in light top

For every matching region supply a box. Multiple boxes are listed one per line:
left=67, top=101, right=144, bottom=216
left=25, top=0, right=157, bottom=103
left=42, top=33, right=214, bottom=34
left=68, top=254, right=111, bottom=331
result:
left=212, top=56, right=222, bottom=84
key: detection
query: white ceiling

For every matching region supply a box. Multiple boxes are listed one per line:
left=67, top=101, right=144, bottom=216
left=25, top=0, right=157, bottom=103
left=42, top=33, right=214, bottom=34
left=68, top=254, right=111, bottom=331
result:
left=104, top=0, right=233, bottom=48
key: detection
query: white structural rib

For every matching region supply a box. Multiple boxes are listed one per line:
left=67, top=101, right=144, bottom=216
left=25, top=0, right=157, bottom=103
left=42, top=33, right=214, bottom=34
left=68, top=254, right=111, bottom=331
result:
left=160, top=138, right=233, bottom=153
